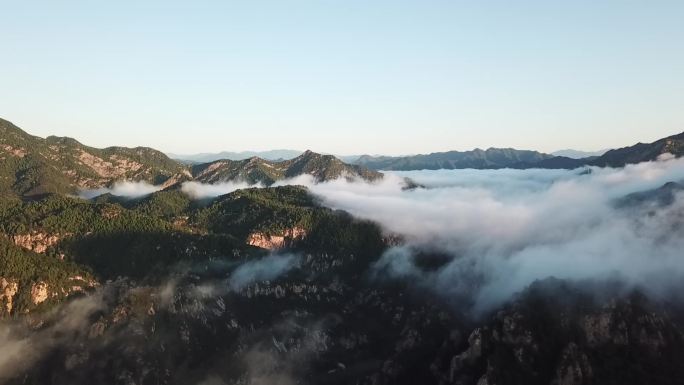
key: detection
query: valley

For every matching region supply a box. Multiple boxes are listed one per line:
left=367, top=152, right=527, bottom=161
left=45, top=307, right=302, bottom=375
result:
left=1, top=119, right=684, bottom=385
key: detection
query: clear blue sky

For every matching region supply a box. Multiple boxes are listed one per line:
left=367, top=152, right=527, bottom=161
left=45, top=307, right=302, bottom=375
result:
left=1, top=1, right=683, bottom=155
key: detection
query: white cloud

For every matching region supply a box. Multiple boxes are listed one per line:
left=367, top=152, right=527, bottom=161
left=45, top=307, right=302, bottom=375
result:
left=78, top=181, right=162, bottom=199
left=302, top=156, right=684, bottom=313
left=162, top=156, right=684, bottom=314
left=228, top=254, right=299, bottom=291
left=181, top=180, right=263, bottom=199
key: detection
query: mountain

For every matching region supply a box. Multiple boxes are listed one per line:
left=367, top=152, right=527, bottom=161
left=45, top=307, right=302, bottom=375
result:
left=4, top=118, right=684, bottom=384
left=192, top=150, right=383, bottom=185
left=551, top=148, right=610, bottom=159
left=0, top=183, right=681, bottom=384
left=169, top=149, right=303, bottom=163
left=336, top=154, right=363, bottom=163
left=355, top=131, right=684, bottom=171
left=0, top=119, right=381, bottom=198
left=0, top=118, right=190, bottom=198
left=590, top=132, right=684, bottom=167
left=0, top=184, right=384, bottom=308
left=2, top=184, right=684, bottom=384
left=355, top=148, right=572, bottom=170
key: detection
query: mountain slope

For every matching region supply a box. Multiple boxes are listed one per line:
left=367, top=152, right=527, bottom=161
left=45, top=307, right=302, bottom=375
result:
left=193, top=150, right=383, bottom=185
left=0, top=119, right=380, bottom=198
left=0, top=118, right=190, bottom=197
left=590, top=132, right=684, bottom=167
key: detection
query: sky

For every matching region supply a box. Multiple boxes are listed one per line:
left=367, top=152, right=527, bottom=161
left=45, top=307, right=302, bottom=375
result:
left=1, top=0, right=683, bottom=156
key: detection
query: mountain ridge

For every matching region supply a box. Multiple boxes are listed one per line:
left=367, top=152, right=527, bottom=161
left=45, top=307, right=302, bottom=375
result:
left=355, top=131, right=684, bottom=171
left=0, top=118, right=382, bottom=198
left=354, top=147, right=578, bottom=170
left=590, top=131, right=684, bottom=167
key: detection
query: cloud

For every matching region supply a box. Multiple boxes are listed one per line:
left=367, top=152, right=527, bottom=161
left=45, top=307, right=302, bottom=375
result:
left=0, top=293, right=104, bottom=381
left=228, top=254, right=299, bottom=291
left=130, top=156, right=684, bottom=315
left=299, top=156, right=684, bottom=314
left=181, top=180, right=264, bottom=199
left=78, top=181, right=162, bottom=199
left=167, top=155, right=684, bottom=311
left=179, top=175, right=318, bottom=200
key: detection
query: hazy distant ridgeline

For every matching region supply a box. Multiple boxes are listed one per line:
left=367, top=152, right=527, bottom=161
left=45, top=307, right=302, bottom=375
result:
left=551, top=148, right=611, bottom=159
left=168, top=149, right=303, bottom=163
left=354, top=133, right=684, bottom=171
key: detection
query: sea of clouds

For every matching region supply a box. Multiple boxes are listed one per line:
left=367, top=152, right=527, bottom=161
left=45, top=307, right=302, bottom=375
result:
left=77, top=155, right=684, bottom=314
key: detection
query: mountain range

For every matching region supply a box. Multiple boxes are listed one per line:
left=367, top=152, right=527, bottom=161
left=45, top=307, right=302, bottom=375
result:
left=4, top=117, right=682, bottom=200
left=551, top=148, right=611, bottom=159
left=2, top=117, right=684, bottom=384
left=354, top=132, right=684, bottom=171
left=0, top=118, right=380, bottom=199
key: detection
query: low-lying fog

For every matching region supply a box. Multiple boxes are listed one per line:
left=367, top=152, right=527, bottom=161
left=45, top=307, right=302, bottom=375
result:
left=80, top=154, right=684, bottom=314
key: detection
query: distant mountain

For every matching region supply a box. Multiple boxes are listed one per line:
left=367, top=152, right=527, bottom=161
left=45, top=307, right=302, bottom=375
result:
left=169, top=149, right=303, bottom=163
left=336, top=154, right=363, bottom=163
left=193, top=150, right=383, bottom=185
left=354, top=148, right=582, bottom=170
left=590, top=132, right=684, bottom=167
left=552, top=148, right=611, bottom=159
left=355, top=131, right=684, bottom=171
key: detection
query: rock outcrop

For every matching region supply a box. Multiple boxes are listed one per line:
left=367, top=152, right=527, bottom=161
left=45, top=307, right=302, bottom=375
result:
left=247, top=227, right=307, bottom=250
left=0, top=278, right=19, bottom=314
left=11, top=232, right=67, bottom=254
left=30, top=281, right=49, bottom=305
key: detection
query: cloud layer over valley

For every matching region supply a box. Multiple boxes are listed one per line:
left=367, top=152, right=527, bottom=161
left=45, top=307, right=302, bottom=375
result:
left=76, top=155, right=684, bottom=315
left=304, top=155, right=684, bottom=313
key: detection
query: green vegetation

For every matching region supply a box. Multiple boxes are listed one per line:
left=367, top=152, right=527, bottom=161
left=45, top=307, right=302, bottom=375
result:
left=193, top=186, right=318, bottom=237
left=0, top=194, right=170, bottom=235
left=0, top=117, right=388, bottom=315
left=0, top=236, right=93, bottom=316
left=0, top=118, right=187, bottom=197
left=0, top=236, right=87, bottom=284
left=0, top=184, right=386, bottom=282
left=0, top=118, right=381, bottom=199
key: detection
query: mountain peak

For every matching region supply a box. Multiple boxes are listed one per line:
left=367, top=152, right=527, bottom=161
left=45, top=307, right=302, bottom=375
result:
left=299, top=149, right=320, bottom=158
